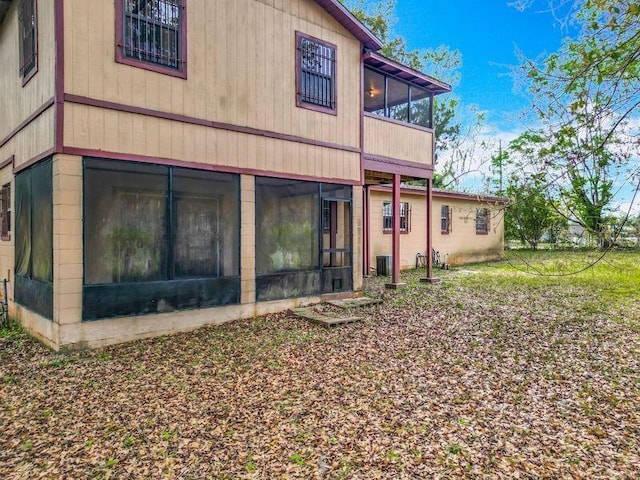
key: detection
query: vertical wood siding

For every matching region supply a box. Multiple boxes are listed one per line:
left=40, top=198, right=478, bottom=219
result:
left=64, top=0, right=362, bottom=168
left=63, top=103, right=361, bottom=181
left=0, top=0, right=56, bottom=163
left=0, top=108, right=55, bottom=171
left=364, top=115, right=432, bottom=165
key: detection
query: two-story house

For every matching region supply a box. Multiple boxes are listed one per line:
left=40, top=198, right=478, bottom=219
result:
left=0, top=0, right=450, bottom=350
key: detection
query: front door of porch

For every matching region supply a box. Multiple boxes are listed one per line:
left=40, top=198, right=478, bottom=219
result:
left=320, top=196, right=352, bottom=293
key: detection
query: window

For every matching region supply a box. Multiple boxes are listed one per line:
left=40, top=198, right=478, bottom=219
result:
left=476, top=208, right=490, bottom=234
left=117, top=0, right=186, bottom=77
left=18, top=0, right=37, bottom=83
left=441, top=205, right=451, bottom=234
left=0, top=184, right=10, bottom=240
left=386, top=77, right=409, bottom=122
left=15, top=158, right=53, bottom=319
left=364, top=67, right=433, bottom=128
left=296, top=32, right=336, bottom=114
left=83, top=159, right=240, bottom=320
left=383, top=201, right=410, bottom=233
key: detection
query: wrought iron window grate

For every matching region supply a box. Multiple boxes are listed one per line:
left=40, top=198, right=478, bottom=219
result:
left=123, top=0, right=183, bottom=69
left=18, top=0, right=37, bottom=79
left=299, top=37, right=336, bottom=109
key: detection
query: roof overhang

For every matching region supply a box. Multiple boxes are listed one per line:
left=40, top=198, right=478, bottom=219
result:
left=363, top=51, right=452, bottom=95
left=313, top=0, right=383, bottom=50
left=0, top=0, right=12, bottom=25
left=371, top=185, right=509, bottom=204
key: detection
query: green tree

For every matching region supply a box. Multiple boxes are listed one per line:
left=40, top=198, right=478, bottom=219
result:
left=510, top=0, right=639, bottom=247
left=504, top=173, right=567, bottom=249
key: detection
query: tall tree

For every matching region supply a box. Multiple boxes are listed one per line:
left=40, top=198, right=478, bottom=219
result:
left=504, top=172, right=567, bottom=249
left=509, top=0, right=639, bottom=246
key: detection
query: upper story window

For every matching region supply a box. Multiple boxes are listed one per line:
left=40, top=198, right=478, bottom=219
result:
left=383, top=201, right=410, bottom=233
left=364, top=67, right=433, bottom=129
left=117, top=0, right=186, bottom=78
left=441, top=205, right=451, bottom=234
left=476, top=208, right=490, bottom=234
left=18, top=0, right=38, bottom=84
left=296, top=32, right=337, bottom=115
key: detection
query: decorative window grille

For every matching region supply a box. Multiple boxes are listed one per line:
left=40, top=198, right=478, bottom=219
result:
left=0, top=184, right=10, bottom=239
left=383, top=202, right=410, bottom=232
left=123, top=0, right=183, bottom=70
left=476, top=208, right=490, bottom=234
left=297, top=34, right=336, bottom=111
left=18, top=0, right=37, bottom=80
left=441, top=205, right=451, bottom=234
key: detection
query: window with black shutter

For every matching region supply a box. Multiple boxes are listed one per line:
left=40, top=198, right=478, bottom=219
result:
left=476, top=208, right=490, bottom=234
left=441, top=205, right=451, bottom=234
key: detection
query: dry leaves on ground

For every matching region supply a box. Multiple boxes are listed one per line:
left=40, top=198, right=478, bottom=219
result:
left=1, top=255, right=639, bottom=478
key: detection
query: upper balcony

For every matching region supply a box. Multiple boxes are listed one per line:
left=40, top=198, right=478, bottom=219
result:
left=362, top=52, right=451, bottom=181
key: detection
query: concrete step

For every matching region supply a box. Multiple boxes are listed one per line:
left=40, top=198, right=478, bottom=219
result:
left=290, top=307, right=362, bottom=328
left=325, top=297, right=383, bottom=309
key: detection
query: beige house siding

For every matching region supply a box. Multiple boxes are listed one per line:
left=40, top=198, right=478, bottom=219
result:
left=63, top=103, right=361, bottom=182
left=64, top=0, right=361, bottom=157
left=0, top=0, right=57, bottom=328
left=369, top=189, right=505, bottom=271
left=432, top=195, right=505, bottom=265
left=0, top=0, right=56, bottom=170
left=0, top=0, right=55, bottom=144
left=0, top=107, right=55, bottom=170
left=364, top=115, right=433, bottom=166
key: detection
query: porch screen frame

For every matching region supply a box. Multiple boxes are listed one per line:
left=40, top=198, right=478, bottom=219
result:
left=82, top=158, right=240, bottom=320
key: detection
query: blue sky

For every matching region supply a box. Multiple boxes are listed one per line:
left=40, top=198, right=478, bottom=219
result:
left=393, top=0, right=572, bottom=130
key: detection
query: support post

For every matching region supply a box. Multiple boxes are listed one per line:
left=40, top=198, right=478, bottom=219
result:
left=386, top=174, right=405, bottom=289
left=421, top=176, right=441, bottom=284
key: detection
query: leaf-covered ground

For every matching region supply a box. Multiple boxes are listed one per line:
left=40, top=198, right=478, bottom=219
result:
left=1, top=251, right=639, bottom=478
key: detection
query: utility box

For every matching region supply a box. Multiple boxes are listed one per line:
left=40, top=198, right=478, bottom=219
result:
left=376, top=255, right=391, bottom=276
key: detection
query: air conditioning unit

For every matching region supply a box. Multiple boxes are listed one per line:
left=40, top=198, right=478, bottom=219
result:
left=376, top=255, right=391, bottom=276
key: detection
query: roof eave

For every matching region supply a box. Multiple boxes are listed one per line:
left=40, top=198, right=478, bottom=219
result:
left=372, top=185, right=509, bottom=204
left=313, top=0, right=383, bottom=50
left=363, top=51, right=452, bottom=95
